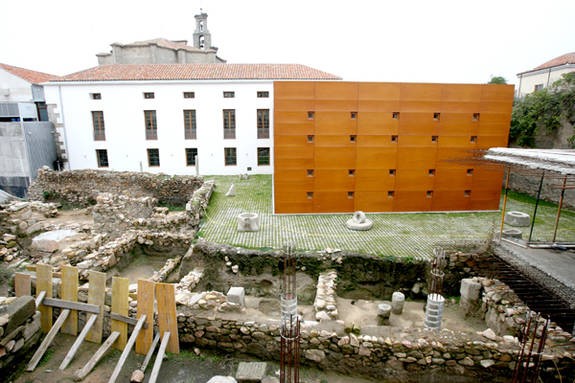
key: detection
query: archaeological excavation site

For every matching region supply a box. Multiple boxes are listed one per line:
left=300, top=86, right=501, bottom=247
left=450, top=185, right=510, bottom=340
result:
left=0, top=168, right=574, bottom=383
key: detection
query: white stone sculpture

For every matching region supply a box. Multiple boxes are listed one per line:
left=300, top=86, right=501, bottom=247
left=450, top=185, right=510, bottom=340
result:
left=391, top=291, right=405, bottom=315
left=237, top=213, right=260, bottom=232
left=225, top=184, right=236, bottom=197
left=345, top=211, right=373, bottom=231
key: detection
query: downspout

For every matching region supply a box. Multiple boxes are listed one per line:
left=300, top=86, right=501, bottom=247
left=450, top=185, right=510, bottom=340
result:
left=58, top=85, right=71, bottom=170
left=546, top=68, right=552, bottom=88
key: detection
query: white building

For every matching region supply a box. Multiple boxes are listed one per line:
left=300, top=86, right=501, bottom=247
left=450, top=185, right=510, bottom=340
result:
left=516, top=52, right=575, bottom=97
left=43, top=63, right=340, bottom=175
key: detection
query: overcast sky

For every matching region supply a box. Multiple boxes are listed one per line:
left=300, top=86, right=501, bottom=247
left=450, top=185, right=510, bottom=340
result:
left=2, top=0, right=573, bottom=86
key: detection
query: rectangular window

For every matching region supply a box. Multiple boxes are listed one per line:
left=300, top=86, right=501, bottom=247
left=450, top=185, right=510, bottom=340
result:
left=90, top=93, right=101, bottom=100
left=348, top=169, right=355, bottom=176
left=534, top=84, right=544, bottom=92
left=308, top=111, right=315, bottom=119
left=432, top=135, right=438, bottom=142
left=307, top=169, right=314, bottom=177
left=388, top=191, right=395, bottom=198
left=392, top=112, right=400, bottom=120
left=257, top=147, right=270, bottom=166
left=433, top=112, right=440, bottom=120
left=307, top=192, right=313, bottom=199
left=257, top=91, right=269, bottom=98
left=223, top=91, right=235, bottom=98
left=351, top=112, right=357, bottom=119
left=184, top=110, right=197, bottom=139
left=347, top=192, right=354, bottom=199
left=96, top=149, right=108, bottom=168
left=307, top=135, right=314, bottom=143
left=224, top=147, right=237, bottom=166
left=223, top=109, right=236, bottom=139
left=429, top=169, right=435, bottom=176
left=472, top=113, right=480, bottom=121
left=92, top=111, right=105, bottom=141
left=464, top=190, right=471, bottom=197
left=147, top=148, right=160, bottom=167
left=391, top=135, right=398, bottom=142
left=426, top=190, right=433, bottom=198
left=257, top=109, right=270, bottom=139
left=144, top=92, right=155, bottom=99
left=350, top=135, right=356, bottom=143
left=183, top=92, right=195, bottom=99
left=389, top=169, right=396, bottom=176
left=144, top=110, right=157, bottom=140
left=470, top=136, right=477, bottom=143
left=185, top=148, right=198, bottom=166
left=467, top=168, right=474, bottom=175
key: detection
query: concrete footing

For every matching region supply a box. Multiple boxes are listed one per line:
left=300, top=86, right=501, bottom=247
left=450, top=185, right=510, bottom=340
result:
left=424, top=293, right=445, bottom=330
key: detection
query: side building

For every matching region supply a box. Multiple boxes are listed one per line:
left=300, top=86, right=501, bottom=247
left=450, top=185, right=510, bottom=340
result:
left=273, top=81, right=514, bottom=213
left=0, top=63, right=60, bottom=196
left=43, top=63, right=340, bottom=175
left=517, top=52, right=575, bottom=97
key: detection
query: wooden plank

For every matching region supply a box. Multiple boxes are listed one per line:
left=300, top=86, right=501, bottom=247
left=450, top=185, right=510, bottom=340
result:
left=107, top=314, right=147, bottom=383
left=73, top=331, right=120, bottom=381
left=110, top=313, right=148, bottom=329
left=14, top=273, right=31, bottom=297
left=42, top=298, right=100, bottom=314
left=26, top=309, right=70, bottom=371
left=141, top=332, right=160, bottom=372
left=61, top=265, right=79, bottom=336
left=36, top=264, right=53, bottom=333
left=111, top=277, right=129, bottom=350
left=59, top=313, right=98, bottom=370
left=35, top=291, right=46, bottom=308
left=148, top=331, right=171, bottom=383
left=86, top=270, right=106, bottom=344
left=156, top=283, right=179, bottom=354
left=135, top=279, right=155, bottom=355
left=26, top=265, right=62, bottom=278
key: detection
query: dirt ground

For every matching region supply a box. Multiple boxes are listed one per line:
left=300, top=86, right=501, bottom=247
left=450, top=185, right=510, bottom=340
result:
left=9, top=334, right=379, bottom=383
left=43, top=208, right=94, bottom=227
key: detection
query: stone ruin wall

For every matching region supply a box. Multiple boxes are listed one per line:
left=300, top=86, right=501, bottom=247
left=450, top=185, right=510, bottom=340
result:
left=509, top=171, right=575, bottom=210
left=27, top=168, right=204, bottom=207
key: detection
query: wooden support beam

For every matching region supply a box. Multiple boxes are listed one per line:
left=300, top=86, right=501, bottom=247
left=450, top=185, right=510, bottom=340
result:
left=14, top=273, right=31, bottom=297
left=110, top=313, right=148, bottom=329
left=42, top=298, right=100, bottom=314
left=36, top=264, right=53, bottom=333
left=141, top=332, right=160, bottom=373
left=35, top=290, right=46, bottom=308
left=135, top=279, right=154, bottom=355
left=73, top=331, right=120, bottom=381
left=156, top=283, right=179, bottom=354
left=26, top=309, right=70, bottom=371
left=148, top=331, right=171, bottom=383
left=111, top=277, right=129, bottom=350
left=61, top=265, right=79, bottom=336
left=59, top=313, right=98, bottom=370
left=107, top=314, right=147, bottom=383
left=87, top=270, right=106, bottom=344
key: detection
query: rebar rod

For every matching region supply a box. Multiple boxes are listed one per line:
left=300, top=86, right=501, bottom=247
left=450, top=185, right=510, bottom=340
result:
left=552, top=176, right=567, bottom=242
left=528, top=172, right=545, bottom=243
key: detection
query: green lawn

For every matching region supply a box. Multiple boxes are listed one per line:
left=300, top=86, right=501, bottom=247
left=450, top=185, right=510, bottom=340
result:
left=198, top=175, right=575, bottom=260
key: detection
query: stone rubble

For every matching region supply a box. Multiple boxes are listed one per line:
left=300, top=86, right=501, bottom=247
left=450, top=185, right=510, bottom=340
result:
left=314, top=270, right=338, bottom=321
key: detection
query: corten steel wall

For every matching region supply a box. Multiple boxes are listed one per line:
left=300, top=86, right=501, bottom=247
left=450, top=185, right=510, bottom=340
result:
left=273, top=82, right=514, bottom=214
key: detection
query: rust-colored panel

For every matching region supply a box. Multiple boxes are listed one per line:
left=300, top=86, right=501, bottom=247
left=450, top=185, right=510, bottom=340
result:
left=274, top=81, right=315, bottom=99
left=356, top=191, right=394, bottom=211
left=315, top=147, right=356, bottom=168
left=357, top=112, right=399, bottom=134
left=273, top=81, right=513, bottom=213
left=313, top=191, right=355, bottom=213
left=358, top=82, right=401, bottom=100
left=356, top=147, right=397, bottom=168
left=315, top=82, right=359, bottom=100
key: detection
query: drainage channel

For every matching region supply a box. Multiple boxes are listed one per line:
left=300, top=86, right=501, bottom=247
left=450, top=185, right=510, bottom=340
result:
left=475, top=253, right=575, bottom=333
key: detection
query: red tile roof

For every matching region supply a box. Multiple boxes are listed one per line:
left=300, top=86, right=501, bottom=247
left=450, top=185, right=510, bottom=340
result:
left=55, top=64, right=341, bottom=82
left=0, top=63, right=61, bottom=84
left=518, top=52, right=575, bottom=75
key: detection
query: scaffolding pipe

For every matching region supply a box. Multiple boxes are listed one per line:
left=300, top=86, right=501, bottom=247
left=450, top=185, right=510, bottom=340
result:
left=552, top=176, right=567, bottom=243
left=499, top=167, right=511, bottom=242
left=528, top=172, right=545, bottom=243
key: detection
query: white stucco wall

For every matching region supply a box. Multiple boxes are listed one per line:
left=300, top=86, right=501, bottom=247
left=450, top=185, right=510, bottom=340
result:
left=0, top=69, right=33, bottom=102
left=43, top=80, right=274, bottom=175
left=516, top=65, right=575, bottom=97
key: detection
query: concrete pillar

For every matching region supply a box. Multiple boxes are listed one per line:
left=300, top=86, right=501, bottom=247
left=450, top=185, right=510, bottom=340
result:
left=460, top=278, right=482, bottom=316
left=424, top=293, right=445, bottom=330
left=391, top=292, right=405, bottom=315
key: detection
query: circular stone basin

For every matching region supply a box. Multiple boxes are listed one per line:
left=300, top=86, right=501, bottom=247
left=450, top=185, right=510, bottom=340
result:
left=345, top=213, right=373, bottom=231
left=502, top=228, right=523, bottom=239
left=237, top=213, right=260, bottom=232
left=504, top=211, right=530, bottom=227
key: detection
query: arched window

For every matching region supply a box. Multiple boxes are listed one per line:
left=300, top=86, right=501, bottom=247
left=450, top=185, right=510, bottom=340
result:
left=199, top=21, right=204, bottom=32
left=199, top=35, right=205, bottom=49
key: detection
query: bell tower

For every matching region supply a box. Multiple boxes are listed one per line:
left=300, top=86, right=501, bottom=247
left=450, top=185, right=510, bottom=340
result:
left=193, top=11, right=212, bottom=50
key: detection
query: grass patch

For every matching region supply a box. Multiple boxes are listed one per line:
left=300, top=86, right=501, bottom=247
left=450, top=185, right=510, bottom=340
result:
left=38, top=348, right=55, bottom=367
left=158, top=202, right=186, bottom=212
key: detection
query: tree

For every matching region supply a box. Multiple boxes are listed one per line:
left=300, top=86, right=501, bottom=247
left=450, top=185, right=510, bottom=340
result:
left=488, top=76, right=507, bottom=84
left=510, top=73, right=575, bottom=147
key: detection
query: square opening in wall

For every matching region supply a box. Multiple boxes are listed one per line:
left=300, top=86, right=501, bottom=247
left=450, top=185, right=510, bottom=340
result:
left=144, top=92, right=155, bottom=99
left=432, top=135, right=438, bottom=143
left=473, top=113, right=480, bottom=121
left=350, top=112, right=357, bottom=119
left=90, top=93, right=101, bottom=100
left=308, top=111, right=315, bottom=120
left=307, top=192, right=313, bottom=199
left=467, top=168, right=474, bottom=175
left=307, top=135, right=314, bottom=143
left=348, top=169, right=355, bottom=176
left=426, top=190, right=433, bottom=198
left=429, top=169, right=435, bottom=176
left=464, top=190, right=471, bottom=197
left=392, top=112, right=400, bottom=120
left=388, top=191, right=395, bottom=198
left=307, top=169, right=314, bottom=177
left=350, top=135, right=356, bottom=143
left=433, top=112, right=440, bottom=120
left=391, top=135, right=398, bottom=143
left=389, top=169, right=396, bottom=176
left=347, top=192, right=354, bottom=199
left=470, top=136, right=477, bottom=143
